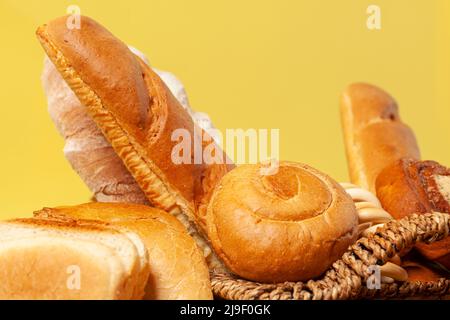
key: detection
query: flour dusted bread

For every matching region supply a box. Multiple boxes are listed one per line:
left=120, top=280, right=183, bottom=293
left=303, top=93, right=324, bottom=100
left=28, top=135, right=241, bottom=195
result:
left=206, top=161, right=359, bottom=283
left=0, top=219, right=144, bottom=300
left=41, top=46, right=205, bottom=204
left=42, top=56, right=148, bottom=204
left=34, top=202, right=213, bottom=300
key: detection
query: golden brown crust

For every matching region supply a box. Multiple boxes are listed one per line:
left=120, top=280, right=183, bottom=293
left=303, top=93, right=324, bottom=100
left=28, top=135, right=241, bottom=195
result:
left=9, top=217, right=112, bottom=233
left=375, top=158, right=433, bottom=220
left=206, top=162, right=359, bottom=283
left=137, top=58, right=203, bottom=209
left=34, top=202, right=213, bottom=300
left=36, top=15, right=232, bottom=242
left=37, top=17, right=185, bottom=214
left=42, top=17, right=150, bottom=138
left=340, top=83, right=420, bottom=192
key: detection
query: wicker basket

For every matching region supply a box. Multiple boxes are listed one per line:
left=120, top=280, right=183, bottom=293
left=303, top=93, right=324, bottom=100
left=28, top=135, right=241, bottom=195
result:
left=211, top=212, right=450, bottom=300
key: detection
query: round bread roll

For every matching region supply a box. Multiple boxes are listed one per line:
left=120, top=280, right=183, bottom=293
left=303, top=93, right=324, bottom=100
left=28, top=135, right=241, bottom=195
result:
left=206, top=161, right=359, bottom=283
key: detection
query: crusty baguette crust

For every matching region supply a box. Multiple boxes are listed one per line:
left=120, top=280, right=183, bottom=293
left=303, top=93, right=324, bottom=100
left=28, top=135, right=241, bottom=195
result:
left=206, top=161, right=359, bottom=283
left=36, top=16, right=232, bottom=246
left=34, top=202, right=213, bottom=300
left=340, top=83, right=420, bottom=192
left=37, top=17, right=189, bottom=214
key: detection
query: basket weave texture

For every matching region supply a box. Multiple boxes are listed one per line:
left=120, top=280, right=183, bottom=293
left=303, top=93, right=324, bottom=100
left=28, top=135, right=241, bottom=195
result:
left=211, top=212, right=450, bottom=300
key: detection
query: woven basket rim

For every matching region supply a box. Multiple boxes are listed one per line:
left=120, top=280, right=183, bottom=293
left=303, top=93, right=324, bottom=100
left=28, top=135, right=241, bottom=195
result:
left=211, top=212, right=450, bottom=300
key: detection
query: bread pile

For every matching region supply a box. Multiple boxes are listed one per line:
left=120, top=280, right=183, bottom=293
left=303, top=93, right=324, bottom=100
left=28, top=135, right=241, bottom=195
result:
left=0, top=15, right=447, bottom=300
left=34, top=14, right=362, bottom=288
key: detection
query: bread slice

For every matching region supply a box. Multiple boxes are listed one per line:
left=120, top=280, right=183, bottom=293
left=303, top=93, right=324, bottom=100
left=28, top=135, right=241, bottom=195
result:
left=0, top=236, right=124, bottom=299
left=29, top=214, right=149, bottom=299
left=35, top=202, right=213, bottom=300
left=0, top=219, right=144, bottom=299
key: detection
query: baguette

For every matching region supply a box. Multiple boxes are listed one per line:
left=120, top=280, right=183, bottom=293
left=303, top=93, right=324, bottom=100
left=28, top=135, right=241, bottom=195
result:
left=42, top=46, right=211, bottom=204
left=36, top=16, right=233, bottom=269
left=340, top=83, right=420, bottom=192
left=340, top=83, right=450, bottom=269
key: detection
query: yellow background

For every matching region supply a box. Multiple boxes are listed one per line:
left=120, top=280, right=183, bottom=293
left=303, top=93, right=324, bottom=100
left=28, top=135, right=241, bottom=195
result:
left=0, top=0, right=448, bottom=219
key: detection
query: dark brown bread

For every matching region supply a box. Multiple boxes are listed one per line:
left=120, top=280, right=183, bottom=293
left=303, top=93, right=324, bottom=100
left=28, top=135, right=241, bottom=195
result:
left=376, top=159, right=450, bottom=268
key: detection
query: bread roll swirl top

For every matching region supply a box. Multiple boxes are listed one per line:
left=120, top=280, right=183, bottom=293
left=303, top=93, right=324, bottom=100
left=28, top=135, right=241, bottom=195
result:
left=206, top=162, right=359, bottom=283
left=238, top=165, right=332, bottom=221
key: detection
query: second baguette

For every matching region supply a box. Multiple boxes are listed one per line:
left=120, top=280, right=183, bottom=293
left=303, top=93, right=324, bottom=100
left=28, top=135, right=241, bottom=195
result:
left=340, top=83, right=420, bottom=192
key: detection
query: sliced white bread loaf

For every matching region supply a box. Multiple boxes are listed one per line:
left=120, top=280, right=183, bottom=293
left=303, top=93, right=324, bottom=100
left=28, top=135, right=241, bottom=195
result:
left=0, top=219, right=147, bottom=300
left=0, top=236, right=124, bottom=299
left=35, top=203, right=214, bottom=300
